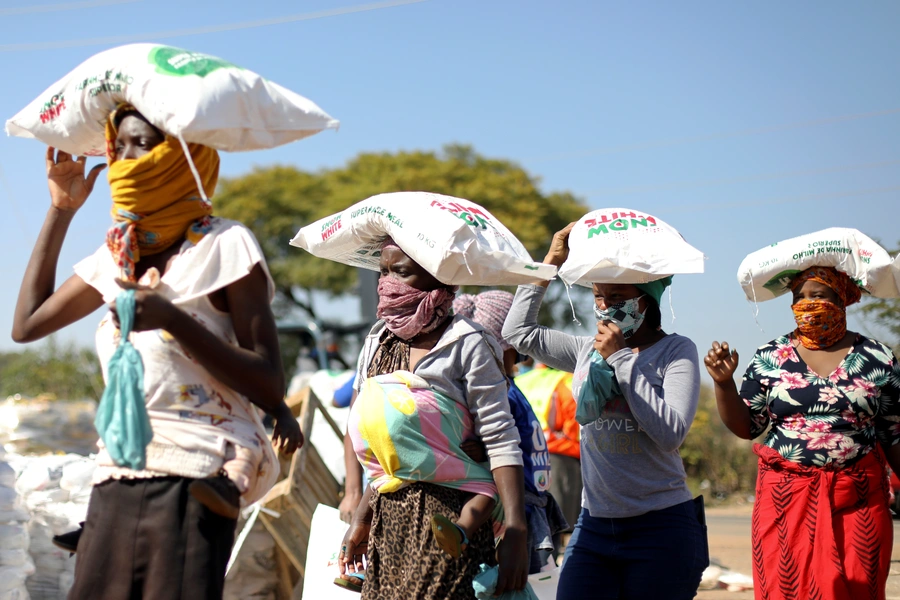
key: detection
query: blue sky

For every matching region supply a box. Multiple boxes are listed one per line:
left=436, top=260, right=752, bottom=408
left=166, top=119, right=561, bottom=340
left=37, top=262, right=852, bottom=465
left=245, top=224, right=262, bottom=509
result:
left=1, top=0, right=899, bottom=379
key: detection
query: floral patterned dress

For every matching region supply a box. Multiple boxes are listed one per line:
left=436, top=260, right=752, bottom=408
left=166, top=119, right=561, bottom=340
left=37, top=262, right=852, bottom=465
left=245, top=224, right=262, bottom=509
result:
left=740, top=333, right=900, bottom=467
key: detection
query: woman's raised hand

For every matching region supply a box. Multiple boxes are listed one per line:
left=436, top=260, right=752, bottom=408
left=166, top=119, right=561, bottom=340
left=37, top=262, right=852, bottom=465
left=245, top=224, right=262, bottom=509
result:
left=543, top=221, right=577, bottom=267
left=705, top=341, right=739, bottom=384
left=594, top=321, right=627, bottom=359
left=46, top=147, right=105, bottom=212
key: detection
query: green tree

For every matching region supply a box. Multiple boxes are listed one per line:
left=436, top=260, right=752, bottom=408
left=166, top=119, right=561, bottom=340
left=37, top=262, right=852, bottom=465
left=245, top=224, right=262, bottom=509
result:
left=215, top=144, right=588, bottom=322
left=0, top=337, right=104, bottom=401
left=681, top=385, right=758, bottom=497
left=857, top=241, right=900, bottom=353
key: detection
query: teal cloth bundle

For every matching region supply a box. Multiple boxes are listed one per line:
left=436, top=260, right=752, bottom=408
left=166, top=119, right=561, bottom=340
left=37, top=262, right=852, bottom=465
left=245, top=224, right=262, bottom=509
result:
left=575, top=350, right=622, bottom=425
left=94, top=289, right=153, bottom=470
left=472, top=564, right=540, bottom=600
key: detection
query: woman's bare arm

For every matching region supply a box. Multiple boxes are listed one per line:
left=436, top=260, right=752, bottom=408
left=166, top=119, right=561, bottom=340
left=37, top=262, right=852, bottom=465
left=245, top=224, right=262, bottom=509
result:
left=13, top=149, right=105, bottom=343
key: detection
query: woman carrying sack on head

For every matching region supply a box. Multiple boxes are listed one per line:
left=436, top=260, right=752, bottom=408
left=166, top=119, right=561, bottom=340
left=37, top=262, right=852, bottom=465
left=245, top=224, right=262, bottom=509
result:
left=338, top=239, right=529, bottom=599
left=502, top=223, right=708, bottom=600
left=707, top=264, right=900, bottom=600
left=12, top=106, right=300, bottom=599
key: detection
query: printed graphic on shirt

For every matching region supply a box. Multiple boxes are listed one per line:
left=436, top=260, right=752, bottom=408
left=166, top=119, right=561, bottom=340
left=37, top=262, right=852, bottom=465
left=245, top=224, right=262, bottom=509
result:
left=587, top=397, right=643, bottom=455
left=507, top=381, right=551, bottom=495
left=531, top=418, right=551, bottom=491
left=174, top=384, right=237, bottom=426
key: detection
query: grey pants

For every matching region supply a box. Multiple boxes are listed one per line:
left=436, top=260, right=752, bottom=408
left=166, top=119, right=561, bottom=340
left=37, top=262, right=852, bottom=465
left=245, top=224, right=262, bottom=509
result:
left=549, top=453, right=582, bottom=529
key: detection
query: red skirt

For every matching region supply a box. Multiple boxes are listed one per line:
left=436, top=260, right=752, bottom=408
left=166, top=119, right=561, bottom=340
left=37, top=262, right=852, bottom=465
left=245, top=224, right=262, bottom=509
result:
left=751, top=444, right=893, bottom=600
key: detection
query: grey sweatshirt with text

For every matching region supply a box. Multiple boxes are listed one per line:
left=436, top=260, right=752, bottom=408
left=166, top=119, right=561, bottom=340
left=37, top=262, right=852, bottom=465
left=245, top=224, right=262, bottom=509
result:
left=502, top=284, right=701, bottom=518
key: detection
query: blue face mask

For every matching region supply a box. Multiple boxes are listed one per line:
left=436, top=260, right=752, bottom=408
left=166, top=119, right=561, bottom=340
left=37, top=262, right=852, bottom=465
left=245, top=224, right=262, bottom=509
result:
left=594, top=296, right=645, bottom=339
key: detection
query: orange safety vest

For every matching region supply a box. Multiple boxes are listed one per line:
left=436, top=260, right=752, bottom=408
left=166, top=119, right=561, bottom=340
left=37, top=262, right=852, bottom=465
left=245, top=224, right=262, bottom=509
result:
left=515, top=367, right=580, bottom=460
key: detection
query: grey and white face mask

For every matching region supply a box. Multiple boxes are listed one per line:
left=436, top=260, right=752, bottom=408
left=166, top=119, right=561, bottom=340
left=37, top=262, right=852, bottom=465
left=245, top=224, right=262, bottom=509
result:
left=594, top=296, right=645, bottom=339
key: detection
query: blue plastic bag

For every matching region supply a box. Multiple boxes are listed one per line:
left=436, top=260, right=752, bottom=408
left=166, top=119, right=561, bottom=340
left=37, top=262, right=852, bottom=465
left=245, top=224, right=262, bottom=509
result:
left=94, top=290, right=153, bottom=470
left=575, top=350, right=621, bottom=425
left=472, top=564, right=540, bottom=600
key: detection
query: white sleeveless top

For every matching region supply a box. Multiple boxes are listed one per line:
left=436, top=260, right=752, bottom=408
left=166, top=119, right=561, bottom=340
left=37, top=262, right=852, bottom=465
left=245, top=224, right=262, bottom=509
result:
left=74, top=217, right=279, bottom=504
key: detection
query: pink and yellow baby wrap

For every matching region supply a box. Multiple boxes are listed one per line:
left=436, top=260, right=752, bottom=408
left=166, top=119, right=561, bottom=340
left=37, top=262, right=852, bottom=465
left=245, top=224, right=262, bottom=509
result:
left=349, top=371, right=497, bottom=498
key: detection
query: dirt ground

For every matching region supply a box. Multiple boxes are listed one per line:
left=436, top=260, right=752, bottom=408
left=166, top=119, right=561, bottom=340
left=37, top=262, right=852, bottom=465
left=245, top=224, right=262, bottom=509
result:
left=696, top=505, right=900, bottom=600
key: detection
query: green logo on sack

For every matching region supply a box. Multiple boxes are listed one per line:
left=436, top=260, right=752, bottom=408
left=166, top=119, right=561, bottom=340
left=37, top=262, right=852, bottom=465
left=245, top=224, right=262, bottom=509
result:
left=762, top=269, right=802, bottom=294
left=149, top=46, right=237, bottom=77
left=584, top=211, right=658, bottom=239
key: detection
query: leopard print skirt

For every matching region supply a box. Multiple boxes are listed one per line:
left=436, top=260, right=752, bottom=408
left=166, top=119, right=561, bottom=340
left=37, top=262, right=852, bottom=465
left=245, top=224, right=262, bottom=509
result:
left=362, top=482, right=495, bottom=600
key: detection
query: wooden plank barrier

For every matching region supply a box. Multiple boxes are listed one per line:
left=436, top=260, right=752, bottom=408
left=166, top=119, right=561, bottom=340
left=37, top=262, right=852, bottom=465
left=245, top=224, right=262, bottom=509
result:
left=259, top=386, right=344, bottom=597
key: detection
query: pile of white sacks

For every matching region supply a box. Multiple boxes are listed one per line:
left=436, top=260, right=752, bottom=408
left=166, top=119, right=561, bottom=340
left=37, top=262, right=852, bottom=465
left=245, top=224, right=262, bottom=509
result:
left=0, top=450, right=94, bottom=600
left=0, top=450, right=287, bottom=600
left=0, top=446, right=32, bottom=600
left=0, top=446, right=286, bottom=600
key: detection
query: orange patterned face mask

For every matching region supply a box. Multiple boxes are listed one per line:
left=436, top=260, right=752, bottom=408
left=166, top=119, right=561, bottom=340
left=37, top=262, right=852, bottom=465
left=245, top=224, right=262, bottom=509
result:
left=791, top=299, right=846, bottom=350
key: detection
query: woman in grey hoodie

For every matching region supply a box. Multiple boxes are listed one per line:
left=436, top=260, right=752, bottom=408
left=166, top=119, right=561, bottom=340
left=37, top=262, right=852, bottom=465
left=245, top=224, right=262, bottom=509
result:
left=338, top=239, right=528, bottom=599
left=502, top=223, right=708, bottom=600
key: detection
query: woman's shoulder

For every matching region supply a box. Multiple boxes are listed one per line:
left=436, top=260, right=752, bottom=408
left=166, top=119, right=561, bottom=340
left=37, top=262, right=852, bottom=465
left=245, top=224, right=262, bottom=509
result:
left=655, top=332, right=699, bottom=356
left=852, top=334, right=898, bottom=364
left=441, top=316, right=505, bottom=367
left=438, top=314, right=488, bottom=346
left=751, top=334, right=793, bottom=355
left=72, top=244, right=118, bottom=303
left=166, top=216, right=273, bottom=302
left=73, top=217, right=269, bottom=303
left=199, top=216, right=261, bottom=246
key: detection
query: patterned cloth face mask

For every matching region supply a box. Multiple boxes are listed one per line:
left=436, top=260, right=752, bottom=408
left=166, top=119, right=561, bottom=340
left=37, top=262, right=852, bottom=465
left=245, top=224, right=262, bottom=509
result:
left=594, top=296, right=645, bottom=339
left=791, top=299, right=847, bottom=350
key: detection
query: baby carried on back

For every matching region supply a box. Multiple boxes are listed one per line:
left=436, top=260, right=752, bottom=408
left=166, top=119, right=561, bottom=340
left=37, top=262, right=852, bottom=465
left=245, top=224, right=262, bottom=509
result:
left=349, top=369, right=500, bottom=557
left=351, top=370, right=497, bottom=498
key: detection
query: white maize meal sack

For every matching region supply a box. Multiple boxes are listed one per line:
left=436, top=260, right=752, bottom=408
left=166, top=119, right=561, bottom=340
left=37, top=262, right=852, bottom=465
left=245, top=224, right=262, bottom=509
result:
left=290, top=191, right=557, bottom=286
left=737, top=228, right=898, bottom=302
left=893, top=253, right=900, bottom=296
left=6, top=43, right=338, bottom=156
left=557, top=208, right=705, bottom=286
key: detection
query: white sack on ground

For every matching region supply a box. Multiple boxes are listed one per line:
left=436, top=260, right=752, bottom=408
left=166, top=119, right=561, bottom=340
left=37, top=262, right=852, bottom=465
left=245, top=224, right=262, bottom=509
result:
left=557, top=208, right=705, bottom=286
left=291, top=192, right=557, bottom=286
left=6, top=43, right=338, bottom=156
left=7, top=454, right=93, bottom=600
left=0, top=451, right=33, bottom=600
left=737, top=227, right=897, bottom=302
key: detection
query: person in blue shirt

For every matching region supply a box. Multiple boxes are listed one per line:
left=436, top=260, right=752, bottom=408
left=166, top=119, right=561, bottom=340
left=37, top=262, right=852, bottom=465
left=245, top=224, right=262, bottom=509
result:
left=332, top=373, right=356, bottom=408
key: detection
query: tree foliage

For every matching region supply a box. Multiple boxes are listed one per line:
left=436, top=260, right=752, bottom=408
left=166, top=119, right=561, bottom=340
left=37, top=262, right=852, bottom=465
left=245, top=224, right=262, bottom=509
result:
left=215, top=144, right=588, bottom=321
left=0, top=337, right=103, bottom=401
left=681, top=385, right=758, bottom=496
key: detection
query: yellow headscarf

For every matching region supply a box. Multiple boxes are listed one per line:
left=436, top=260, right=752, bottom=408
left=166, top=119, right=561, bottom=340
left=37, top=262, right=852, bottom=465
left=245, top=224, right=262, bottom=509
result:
left=104, top=104, right=220, bottom=281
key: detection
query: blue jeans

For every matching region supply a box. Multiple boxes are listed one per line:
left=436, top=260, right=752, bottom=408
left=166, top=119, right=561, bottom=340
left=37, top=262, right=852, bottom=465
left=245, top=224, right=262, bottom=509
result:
left=557, top=499, right=708, bottom=600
